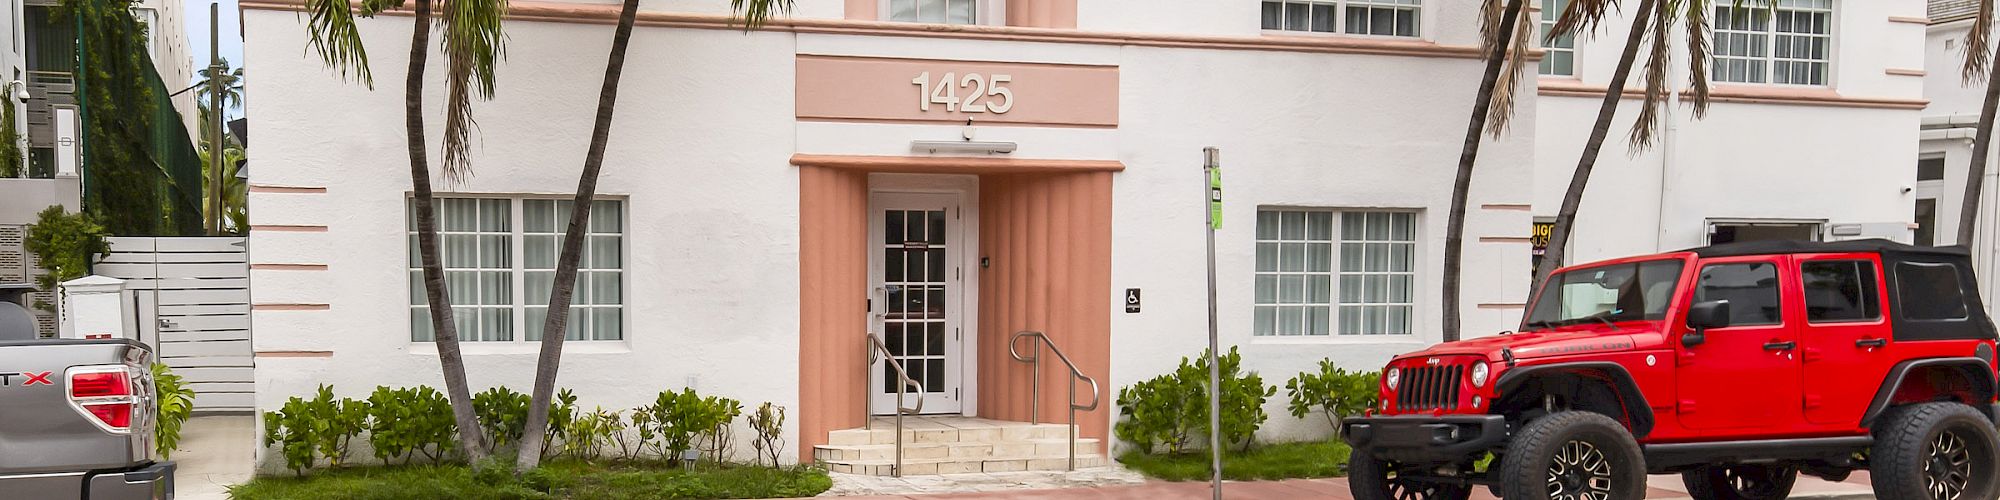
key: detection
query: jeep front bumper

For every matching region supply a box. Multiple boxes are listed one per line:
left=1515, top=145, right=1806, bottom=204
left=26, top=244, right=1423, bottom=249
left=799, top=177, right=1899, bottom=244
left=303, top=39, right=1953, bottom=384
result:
left=1341, top=415, right=1508, bottom=464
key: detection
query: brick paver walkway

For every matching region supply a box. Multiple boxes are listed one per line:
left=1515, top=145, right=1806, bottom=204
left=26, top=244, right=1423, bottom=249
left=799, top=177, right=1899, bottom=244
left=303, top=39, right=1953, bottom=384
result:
left=824, top=472, right=1880, bottom=499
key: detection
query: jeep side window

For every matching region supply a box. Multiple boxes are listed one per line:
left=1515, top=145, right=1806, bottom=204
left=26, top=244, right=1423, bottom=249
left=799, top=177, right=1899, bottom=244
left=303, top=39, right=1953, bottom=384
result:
left=1802, top=260, right=1881, bottom=323
left=1895, top=262, right=1970, bottom=321
left=1694, top=262, right=1781, bottom=326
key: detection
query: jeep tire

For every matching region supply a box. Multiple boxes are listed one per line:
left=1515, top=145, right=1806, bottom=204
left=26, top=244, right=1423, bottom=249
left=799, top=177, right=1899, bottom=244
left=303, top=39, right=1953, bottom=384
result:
left=1347, top=447, right=1473, bottom=500
left=1870, top=402, right=2000, bottom=500
left=1681, top=465, right=1798, bottom=500
left=1498, top=411, right=1647, bottom=500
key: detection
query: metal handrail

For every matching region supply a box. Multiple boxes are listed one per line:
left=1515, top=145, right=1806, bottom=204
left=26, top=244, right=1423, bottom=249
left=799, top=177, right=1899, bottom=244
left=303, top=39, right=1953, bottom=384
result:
left=864, top=332, right=924, bottom=477
left=1008, top=331, right=1102, bottom=471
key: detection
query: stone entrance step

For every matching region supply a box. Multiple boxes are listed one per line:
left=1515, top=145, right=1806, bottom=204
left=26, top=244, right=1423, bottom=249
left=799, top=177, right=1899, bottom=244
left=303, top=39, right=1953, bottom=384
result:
left=815, top=416, right=1107, bottom=476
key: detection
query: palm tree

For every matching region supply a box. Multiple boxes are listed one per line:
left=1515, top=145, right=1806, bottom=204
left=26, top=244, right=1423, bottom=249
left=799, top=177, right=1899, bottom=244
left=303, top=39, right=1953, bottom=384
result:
left=512, top=0, right=795, bottom=471
left=1530, top=0, right=1725, bottom=295
left=196, top=59, right=244, bottom=111
left=1442, top=0, right=1533, bottom=342
left=1956, top=4, right=2000, bottom=247
left=301, top=0, right=508, bottom=463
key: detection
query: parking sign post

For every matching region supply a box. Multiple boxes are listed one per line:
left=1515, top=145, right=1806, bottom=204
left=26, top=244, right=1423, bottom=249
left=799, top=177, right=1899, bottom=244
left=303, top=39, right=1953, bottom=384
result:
left=1202, top=147, right=1223, bottom=500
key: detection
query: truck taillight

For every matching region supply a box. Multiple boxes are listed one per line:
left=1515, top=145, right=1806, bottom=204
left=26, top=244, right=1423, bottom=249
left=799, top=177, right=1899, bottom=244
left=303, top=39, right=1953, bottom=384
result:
left=68, top=366, right=136, bottom=432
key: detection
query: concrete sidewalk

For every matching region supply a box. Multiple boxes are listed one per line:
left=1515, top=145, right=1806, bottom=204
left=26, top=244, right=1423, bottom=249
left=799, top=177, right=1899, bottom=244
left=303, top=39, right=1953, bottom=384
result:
left=822, top=472, right=1879, bottom=499
left=171, top=415, right=256, bottom=500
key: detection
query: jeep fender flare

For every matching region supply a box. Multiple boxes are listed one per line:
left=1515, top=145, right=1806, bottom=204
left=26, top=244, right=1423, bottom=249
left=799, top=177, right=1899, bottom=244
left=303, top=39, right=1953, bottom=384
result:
left=1859, top=357, right=1998, bottom=427
left=1495, top=361, right=1655, bottom=439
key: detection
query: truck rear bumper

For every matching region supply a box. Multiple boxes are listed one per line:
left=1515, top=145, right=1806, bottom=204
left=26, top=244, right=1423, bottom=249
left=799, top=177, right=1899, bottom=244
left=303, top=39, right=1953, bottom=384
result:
left=1341, top=415, right=1508, bottom=464
left=0, top=461, right=174, bottom=500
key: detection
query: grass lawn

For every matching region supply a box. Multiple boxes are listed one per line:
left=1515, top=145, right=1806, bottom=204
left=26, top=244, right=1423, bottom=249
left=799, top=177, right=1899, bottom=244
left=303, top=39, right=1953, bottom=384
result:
left=1117, top=440, right=1351, bottom=482
left=226, top=461, right=832, bottom=500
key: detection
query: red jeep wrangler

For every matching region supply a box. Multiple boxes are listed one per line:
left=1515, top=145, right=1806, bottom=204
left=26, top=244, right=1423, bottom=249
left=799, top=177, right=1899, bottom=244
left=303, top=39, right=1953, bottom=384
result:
left=1342, top=239, right=2000, bottom=500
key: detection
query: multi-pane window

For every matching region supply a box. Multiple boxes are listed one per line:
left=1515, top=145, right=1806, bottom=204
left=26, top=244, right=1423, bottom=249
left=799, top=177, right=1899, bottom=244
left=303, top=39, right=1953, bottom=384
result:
left=887, top=0, right=977, bottom=24
left=1713, top=0, right=1832, bottom=85
left=1255, top=210, right=1416, bottom=336
left=409, top=197, right=626, bottom=342
left=1260, top=0, right=1421, bottom=37
left=1538, top=0, right=1575, bottom=76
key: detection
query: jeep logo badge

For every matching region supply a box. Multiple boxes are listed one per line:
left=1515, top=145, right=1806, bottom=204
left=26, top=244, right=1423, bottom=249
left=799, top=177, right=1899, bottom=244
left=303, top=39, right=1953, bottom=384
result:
left=1426, top=358, right=1441, bottom=366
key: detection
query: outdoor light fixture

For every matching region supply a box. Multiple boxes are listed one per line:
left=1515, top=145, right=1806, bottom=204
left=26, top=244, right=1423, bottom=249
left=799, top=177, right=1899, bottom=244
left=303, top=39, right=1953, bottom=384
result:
left=910, top=140, right=1017, bottom=155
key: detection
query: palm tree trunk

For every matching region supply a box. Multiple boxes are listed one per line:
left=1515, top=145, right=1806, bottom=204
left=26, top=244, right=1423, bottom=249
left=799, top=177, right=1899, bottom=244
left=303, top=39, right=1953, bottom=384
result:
left=1957, top=40, right=2000, bottom=248
left=405, top=0, right=489, bottom=464
left=516, top=0, right=641, bottom=471
left=1444, top=0, right=1526, bottom=342
left=1530, top=0, right=1656, bottom=303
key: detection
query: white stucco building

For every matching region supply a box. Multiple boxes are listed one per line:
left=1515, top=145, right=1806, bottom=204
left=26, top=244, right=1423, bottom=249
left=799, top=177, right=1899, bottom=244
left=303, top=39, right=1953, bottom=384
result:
left=243, top=0, right=1536, bottom=469
left=241, top=0, right=1933, bottom=472
left=1919, top=0, right=2000, bottom=305
left=1533, top=0, right=1927, bottom=271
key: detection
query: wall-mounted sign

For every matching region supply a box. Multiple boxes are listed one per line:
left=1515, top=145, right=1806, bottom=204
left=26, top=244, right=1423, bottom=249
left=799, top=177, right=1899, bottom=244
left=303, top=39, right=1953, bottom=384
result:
left=796, top=55, right=1118, bottom=128
left=1530, top=221, right=1555, bottom=256
left=1125, top=288, right=1141, bottom=313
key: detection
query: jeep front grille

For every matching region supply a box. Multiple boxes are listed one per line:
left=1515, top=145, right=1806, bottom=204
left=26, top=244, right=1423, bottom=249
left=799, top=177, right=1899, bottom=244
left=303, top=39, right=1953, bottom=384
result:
left=1396, top=365, right=1463, bottom=411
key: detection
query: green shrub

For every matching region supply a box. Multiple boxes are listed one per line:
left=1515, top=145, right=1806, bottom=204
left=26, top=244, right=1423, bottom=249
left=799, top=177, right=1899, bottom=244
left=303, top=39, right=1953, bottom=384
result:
left=367, top=386, right=458, bottom=464
left=153, top=363, right=196, bottom=459
left=472, top=386, right=531, bottom=452
left=1285, top=360, right=1380, bottom=433
left=1115, top=347, right=1276, bottom=455
left=542, top=389, right=579, bottom=460
left=262, top=396, right=321, bottom=474
left=747, top=402, right=786, bottom=467
left=635, top=389, right=742, bottom=464
left=24, top=205, right=110, bottom=312
left=560, top=406, right=620, bottom=462
left=306, top=386, right=369, bottom=467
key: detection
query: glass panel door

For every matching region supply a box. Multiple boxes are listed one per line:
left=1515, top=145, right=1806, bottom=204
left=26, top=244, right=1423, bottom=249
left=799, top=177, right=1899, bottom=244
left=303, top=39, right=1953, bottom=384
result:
left=869, top=193, right=963, bottom=414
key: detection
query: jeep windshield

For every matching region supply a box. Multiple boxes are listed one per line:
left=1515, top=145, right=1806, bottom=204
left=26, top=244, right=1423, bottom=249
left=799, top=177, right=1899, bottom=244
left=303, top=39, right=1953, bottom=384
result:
left=1523, top=259, right=1685, bottom=331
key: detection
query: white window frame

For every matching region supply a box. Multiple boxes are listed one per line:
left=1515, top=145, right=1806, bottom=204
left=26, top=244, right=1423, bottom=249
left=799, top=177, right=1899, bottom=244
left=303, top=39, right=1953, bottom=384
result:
left=1711, top=0, right=1836, bottom=86
left=1537, top=0, right=1576, bottom=76
left=1258, top=0, right=1426, bottom=38
left=879, top=0, right=1007, bottom=26
left=1253, top=208, right=1423, bottom=343
left=407, top=195, right=629, bottom=345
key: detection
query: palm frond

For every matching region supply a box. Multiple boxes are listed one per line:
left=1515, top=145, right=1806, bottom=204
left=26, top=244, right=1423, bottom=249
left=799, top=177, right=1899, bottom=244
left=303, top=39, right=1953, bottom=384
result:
left=303, top=0, right=374, bottom=87
left=438, top=0, right=509, bottom=183
left=1550, top=0, right=1618, bottom=42
left=1481, top=0, right=1507, bottom=45
left=1486, top=0, right=1535, bottom=136
left=1967, top=0, right=1995, bottom=84
left=1626, top=0, right=1675, bottom=150
left=729, top=0, right=795, bottom=29
left=1683, top=0, right=1712, bottom=118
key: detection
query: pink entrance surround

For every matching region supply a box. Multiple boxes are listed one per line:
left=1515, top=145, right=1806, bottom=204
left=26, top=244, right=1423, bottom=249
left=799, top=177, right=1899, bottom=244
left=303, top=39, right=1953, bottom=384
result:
left=794, top=154, right=1121, bottom=460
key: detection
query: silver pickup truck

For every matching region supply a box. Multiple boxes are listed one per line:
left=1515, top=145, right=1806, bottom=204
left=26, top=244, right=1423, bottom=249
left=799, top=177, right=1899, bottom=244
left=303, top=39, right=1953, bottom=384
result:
left=0, top=285, right=173, bottom=499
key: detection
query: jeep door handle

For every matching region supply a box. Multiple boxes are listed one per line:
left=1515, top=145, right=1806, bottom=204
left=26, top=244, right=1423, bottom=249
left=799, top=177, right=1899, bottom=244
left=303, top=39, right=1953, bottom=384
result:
left=1763, top=341, right=1796, bottom=351
left=1855, top=338, right=1887, bottom=348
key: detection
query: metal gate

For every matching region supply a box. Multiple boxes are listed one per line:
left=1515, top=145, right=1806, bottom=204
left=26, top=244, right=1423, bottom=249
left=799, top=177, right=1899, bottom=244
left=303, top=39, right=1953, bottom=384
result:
left=94, top=237, right=253, bottom=412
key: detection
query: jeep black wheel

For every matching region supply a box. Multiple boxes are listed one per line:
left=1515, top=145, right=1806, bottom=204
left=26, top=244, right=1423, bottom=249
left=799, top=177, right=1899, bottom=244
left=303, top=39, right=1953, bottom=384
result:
left=1498, top=411, right=1646, bottom=500
left=1348, top=447, right=1473, bottom=500
left=1871, top=402, right=2000, bottom=500
left=1681, top=465, right=1798, bottom=500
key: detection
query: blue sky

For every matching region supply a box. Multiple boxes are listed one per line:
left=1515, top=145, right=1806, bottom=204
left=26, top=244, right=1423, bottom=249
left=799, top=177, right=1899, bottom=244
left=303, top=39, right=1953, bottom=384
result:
left=183, top=0, right=245, bottom=116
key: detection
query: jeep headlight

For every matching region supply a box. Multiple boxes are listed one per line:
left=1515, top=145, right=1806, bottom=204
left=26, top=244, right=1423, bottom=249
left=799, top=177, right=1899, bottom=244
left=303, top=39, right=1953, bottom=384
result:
left=1385, top=367, right=1401, bottom=391
left=1470, top=362, right=1490, bottom=388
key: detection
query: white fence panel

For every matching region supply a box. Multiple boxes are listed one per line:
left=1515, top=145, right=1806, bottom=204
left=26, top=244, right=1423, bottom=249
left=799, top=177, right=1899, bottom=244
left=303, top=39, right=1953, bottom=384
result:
left=98, top=237, right=253, bottom=413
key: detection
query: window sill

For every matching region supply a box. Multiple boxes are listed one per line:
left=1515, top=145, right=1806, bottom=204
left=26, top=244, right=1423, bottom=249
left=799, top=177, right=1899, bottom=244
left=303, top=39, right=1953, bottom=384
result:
left=406, top=341, right=633, bottom=356
left=1249, top=335, right=1428, bottom=345
left=1258, top=30, right=1425, bottom=41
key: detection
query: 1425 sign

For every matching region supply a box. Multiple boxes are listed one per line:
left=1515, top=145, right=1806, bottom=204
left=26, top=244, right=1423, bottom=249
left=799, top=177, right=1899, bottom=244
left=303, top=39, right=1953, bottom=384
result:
left=911, top=72, right=1015, bottom=114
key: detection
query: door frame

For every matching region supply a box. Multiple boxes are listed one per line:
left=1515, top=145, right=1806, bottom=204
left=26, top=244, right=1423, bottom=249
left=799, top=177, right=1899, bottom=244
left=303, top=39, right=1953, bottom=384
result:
left=866, top=174, right=980, bottom=416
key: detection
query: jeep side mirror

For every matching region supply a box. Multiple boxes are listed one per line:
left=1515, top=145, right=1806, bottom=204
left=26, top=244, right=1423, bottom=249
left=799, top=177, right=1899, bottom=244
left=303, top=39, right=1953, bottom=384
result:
left=1683, top=300, right=1731, bottom=347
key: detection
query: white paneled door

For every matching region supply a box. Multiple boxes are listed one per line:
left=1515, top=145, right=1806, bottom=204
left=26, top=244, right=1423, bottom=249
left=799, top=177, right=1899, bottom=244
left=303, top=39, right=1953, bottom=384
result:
left=868, top=192, right=964, bottom=414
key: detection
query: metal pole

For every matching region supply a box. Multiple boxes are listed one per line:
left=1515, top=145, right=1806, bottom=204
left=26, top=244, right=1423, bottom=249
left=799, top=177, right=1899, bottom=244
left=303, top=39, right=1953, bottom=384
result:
left=205, top=2, right=223, bottom=235
left=1202, top=147, right=1223, bottom=500
left=1067, top=378, right=1076, bottom=471
left=1030, top=340, right=1041, bottom=424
